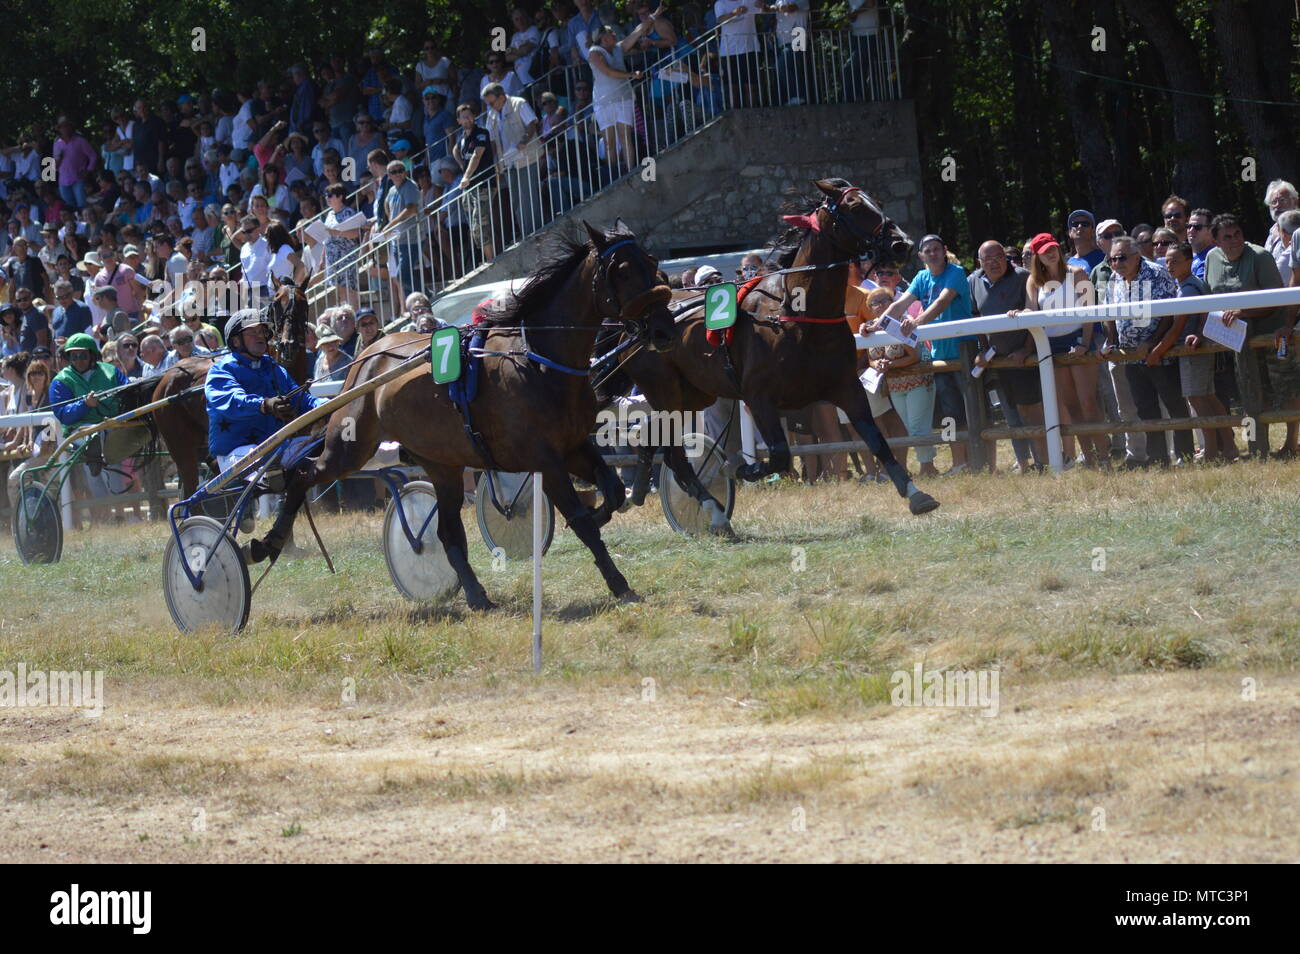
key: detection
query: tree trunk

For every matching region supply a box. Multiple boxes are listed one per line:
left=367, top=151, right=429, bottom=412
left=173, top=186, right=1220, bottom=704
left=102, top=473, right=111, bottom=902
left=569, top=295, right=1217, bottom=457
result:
left=1124, top=0, right=1221, bottom=208
left=1212, top=1, right=1296, bottom=191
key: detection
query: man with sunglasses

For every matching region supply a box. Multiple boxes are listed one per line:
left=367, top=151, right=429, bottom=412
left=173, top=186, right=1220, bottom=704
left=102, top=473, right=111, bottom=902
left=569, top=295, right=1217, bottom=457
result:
left=50, top=280, right=92, bottom=339
left=1161, top=195, right=1190, bottom=243
left=1065, top=209, right=1104, bottom=272
left=12, top=288, right=49, bottom=352
left=1099, top=235, right=1190, bottom=466
left=1186, top=208, right=1215, bottom=281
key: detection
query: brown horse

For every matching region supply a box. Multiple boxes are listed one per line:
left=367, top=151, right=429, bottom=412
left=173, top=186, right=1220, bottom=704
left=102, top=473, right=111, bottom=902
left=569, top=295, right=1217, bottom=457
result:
left=147, top=282, right=312, bottom=500
left=597, top=178, right=937, bottom=534
left=247, top=221, right=676, bottom=608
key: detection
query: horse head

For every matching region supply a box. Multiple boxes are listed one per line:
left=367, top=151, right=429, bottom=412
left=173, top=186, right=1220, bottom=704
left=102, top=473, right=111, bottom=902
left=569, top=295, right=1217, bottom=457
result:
left=584, top=218, right=675, bottom=353
left=810, top=178, right=912, bottom=267
left=267, top=278, right=310, bottom=381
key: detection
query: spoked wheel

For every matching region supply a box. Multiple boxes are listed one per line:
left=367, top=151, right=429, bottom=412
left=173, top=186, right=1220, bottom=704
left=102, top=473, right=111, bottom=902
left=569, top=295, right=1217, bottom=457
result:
left=660, top=433, right=736, bottom=536
left=382, top=480, right=458, bottom=602
left=162, top=515, right=251, bottom=635
left=476, top=471, right=553, bottom=561
left=11, top=487, right=63, bottom=565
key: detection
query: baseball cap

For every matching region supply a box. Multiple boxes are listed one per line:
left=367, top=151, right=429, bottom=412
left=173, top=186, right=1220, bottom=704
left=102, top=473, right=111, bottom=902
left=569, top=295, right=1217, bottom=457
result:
left=392, top=140, right=412, bottom=152
left=122, top=244, right=141, bottom=256
left=1067, top=209, right=1095, bottom=227
left=1096, top=218, right=1123, bottom=236
left=1028, top=232, right=1060, bottom=255
left=918, top=233, right=944, bottom=249
left=422, top=87, right=446, bottom=99
left=694, top=265, right=721, bottom=283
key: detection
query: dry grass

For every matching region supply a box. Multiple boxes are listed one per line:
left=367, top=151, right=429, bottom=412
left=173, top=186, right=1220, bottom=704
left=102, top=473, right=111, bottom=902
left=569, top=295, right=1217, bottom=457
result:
left=1, top=455, right=1298, bottom=861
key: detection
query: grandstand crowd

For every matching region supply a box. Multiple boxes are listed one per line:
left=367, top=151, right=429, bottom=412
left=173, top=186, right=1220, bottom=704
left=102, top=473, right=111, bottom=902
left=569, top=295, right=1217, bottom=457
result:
left=3, top=0, right=1298, bottom=525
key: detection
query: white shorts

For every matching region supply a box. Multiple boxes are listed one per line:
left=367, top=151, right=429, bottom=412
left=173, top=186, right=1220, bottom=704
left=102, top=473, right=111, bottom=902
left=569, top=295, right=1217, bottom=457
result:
left=593, top=100, right=634, bottom=131
left=216, top=445, right=259, bottom=475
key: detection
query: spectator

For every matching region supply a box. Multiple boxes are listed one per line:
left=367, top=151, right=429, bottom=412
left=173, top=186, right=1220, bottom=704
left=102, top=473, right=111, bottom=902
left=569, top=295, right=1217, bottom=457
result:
left=970, top=240, right=1047, bottom=472
left=319, top=183, right=365, bottom=309
left=313, top=329, right=350, bottom=381
left=12, top=288, right=50, bottom=352
left=53, top=117, right=98, bottom=209
left=771, top=0, right=810, bottom=105
left=264, top=221, right=306, bottom=286
left=587, top=27, right=645, bottom=177
left=1205, top=212, right=1298, bottom=459
left=1014, top=232, right=1108, bottom=467
left=694, top=264, right=723, bottom=285
left=130, top=100, right=167, bottom=174
left=1187, top=208, right=1215, bottom=280
left=714, top=1, right=760, bottom=107
left=234, top=215, right=272, bottom=298
left=1263, top=179, right=1298, bottom=275
left=481, top=54, right=525, bottom=98
left=844, top=0, right=881, bottom=101
left=281, top=133, right=314, bottom=187
left=0, top=306, right=20, bottom=358
left=416, top=41, right=458, bottom=104
left=1163, top=241, right=1237, bottom=462
left=288, top=64, right=318, bottom=135
left=858, top=285, right=924, bottom=477
left=1151, top=226, right=1178, bottom=265
left=50, top=280, right=92, bottom=339
left=381, top=78, right=415, bottom=139
left=3, top=357, right=54, bottom=509
left=347, top=114, right=384, bottom=182
left=1161, top=194, right=1190, bottom=242
left=321, top=57, right=360, bottom=142
left=567, top=0, right=605, bottom=83
left=420, top=91, right=455, bottom=162
left=1099, top=235, right=1192, bottom=465
left=1065, top=209, right=1103, bottom=272
left=453, top=102, right=497, bottom=261
left=138, top=333, right=167, bottom=373
left=357, top=306, right=385, bottom=349
left=333, top=305, right=359, bottom=356
left=155, top=324, right=210, bottom=372
left=6, top=237, right=48, bottom=300
left=1131, top=222, right=1157, bottom=264
left=1091, top=218, right=1132, bottom=462
left=374, top=159, right=422, bottom=304
left=114, top=333, right=151, bottom=379
left=877, top=233, right=974, bottom=473
left=506, top=7, right=544, bottom=85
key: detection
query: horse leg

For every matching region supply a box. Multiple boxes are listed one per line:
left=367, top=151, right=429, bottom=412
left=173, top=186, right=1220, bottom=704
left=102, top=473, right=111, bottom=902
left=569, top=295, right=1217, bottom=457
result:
left=835, top=385, right=940, bottom=515
left=542, top=462, right=637, bottom=601
left=662, top=442, right=732, bottom=535
left=419, top=461, right=493, bottom=610
left=628, top=444, right=656, bottom=506
left=564, top=439, right=626, bottom=530
left=735, top=399, right=792, bottom=481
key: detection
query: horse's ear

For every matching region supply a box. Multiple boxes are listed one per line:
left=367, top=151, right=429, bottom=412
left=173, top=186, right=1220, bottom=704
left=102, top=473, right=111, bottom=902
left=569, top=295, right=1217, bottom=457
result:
left=613, top=216, right=634, bottom=236
left=812, top=179, right=840, bottom=198
left=583, top=220, right=606, bottom=250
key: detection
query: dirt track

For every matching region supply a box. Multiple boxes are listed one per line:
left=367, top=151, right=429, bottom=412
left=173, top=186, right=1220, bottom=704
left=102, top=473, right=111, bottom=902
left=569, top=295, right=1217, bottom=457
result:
left=1, top=670, right=1294, bottom=863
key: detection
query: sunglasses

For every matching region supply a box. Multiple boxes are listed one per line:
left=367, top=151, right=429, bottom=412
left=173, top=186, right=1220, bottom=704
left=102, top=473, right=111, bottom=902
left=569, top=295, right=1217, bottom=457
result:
left=1068, top=221, right=1093, bottom=229
left=1163, top=211, right=1186, bottom=220
left=1187, top=223, right=1207, bottom=231
left=1107, top=254, right=1130, bottom=263
left=1100, top=231, right=1123, bottom=239
left=120, top=342, right=138, bottom=349
left=1153, top=240, right=1173, bottom=248
left=67, top=352, right=92, bottom=360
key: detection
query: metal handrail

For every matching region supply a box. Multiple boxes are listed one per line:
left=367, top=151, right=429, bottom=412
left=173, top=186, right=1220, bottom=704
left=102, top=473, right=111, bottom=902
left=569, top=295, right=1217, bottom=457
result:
left=301, top=16, right=902, bottom=319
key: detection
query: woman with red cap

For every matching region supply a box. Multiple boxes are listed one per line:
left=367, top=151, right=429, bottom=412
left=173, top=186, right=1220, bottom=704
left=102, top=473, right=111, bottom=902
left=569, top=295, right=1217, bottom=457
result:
left=1012, top=232, right=1108, bottom=467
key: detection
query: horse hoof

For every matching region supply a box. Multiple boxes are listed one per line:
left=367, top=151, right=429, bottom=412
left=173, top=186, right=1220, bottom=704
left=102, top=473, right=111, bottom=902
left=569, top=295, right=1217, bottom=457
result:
left=241, top=539, right=269, bottom=564
left=617, top=589, right=643, bottom=604
left=709, top=519, right=735, bottom=537
left=467, top=594, right=496, bottom=611
left=908, top=491, right=940, bottom=515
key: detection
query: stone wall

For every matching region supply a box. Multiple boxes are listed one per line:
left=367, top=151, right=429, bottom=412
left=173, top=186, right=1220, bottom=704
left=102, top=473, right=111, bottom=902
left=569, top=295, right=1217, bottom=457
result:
left=469, top=99, right=923, bottom=283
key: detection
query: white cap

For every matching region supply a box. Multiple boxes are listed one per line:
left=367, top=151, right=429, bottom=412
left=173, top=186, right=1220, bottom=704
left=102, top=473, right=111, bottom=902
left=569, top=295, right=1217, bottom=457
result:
left=695, top=264, right=721, bottom=284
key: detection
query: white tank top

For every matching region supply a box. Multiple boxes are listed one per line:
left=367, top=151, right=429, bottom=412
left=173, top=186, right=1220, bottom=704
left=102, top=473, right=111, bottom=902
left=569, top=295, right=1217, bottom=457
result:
left=1039, top=276, right=1081, bottom=338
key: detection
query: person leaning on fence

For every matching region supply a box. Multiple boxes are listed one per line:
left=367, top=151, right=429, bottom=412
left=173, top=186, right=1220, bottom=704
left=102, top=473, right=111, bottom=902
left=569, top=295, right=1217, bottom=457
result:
left=1014, top=232, right=1109, bottom=468
left=1162, top=241, right=1238, bottom=463
left=3, top=357, right=55, bottom=510
left=1098, top=235, right=1192, bottom=467
left=1204, top=212, right=1300, bottom=459
left=875, top=233, right=974, bottom=474
left=855, top=286, right=921, bottom=478
left=969, top=240, right=1047, bottom=472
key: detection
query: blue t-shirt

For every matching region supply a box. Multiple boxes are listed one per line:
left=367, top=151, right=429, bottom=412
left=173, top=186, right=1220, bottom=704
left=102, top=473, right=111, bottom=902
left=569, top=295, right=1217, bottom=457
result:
left=1067, top=248, right=1104, bottom=272
left=907, top=263, right=972, bottom=361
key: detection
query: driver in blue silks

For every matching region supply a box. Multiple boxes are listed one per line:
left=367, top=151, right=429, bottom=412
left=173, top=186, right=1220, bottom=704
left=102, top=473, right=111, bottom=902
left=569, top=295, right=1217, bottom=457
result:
left=206, top=307, right=323, bottom=480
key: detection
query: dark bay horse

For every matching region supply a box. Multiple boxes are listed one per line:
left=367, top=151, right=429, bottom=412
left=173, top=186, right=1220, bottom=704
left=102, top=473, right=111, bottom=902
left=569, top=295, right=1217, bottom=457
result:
left=598, top=178, right=938, bottom=533
left=143, top=282, right=312, bottom=499
left=248, top=221, right=676, bottom=608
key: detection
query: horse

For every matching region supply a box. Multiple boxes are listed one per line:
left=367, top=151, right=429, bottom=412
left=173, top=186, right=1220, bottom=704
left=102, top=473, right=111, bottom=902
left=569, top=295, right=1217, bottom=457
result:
left=595, top=177, right=937, bottom=534
left=246, top=220, right=677, bottom=609
left=143, top=281, right=313, bottom=501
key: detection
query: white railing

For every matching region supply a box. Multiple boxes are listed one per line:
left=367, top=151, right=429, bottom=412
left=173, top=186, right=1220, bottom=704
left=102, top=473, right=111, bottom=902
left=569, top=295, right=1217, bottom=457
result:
left=300, top=15, right=902, bottom=325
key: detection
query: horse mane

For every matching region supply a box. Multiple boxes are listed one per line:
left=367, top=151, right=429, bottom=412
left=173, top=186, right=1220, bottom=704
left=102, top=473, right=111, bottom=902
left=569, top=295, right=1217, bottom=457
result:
left=768, top=177, right=854, bottom=269
left=479, top=230, right=593, bottom=329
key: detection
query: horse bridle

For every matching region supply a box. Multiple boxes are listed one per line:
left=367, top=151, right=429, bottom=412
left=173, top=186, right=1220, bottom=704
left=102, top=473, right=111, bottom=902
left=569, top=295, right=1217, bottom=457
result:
left=592, top=238, right=672, bottom=341
left=820, top=187, right=898, bottom=264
